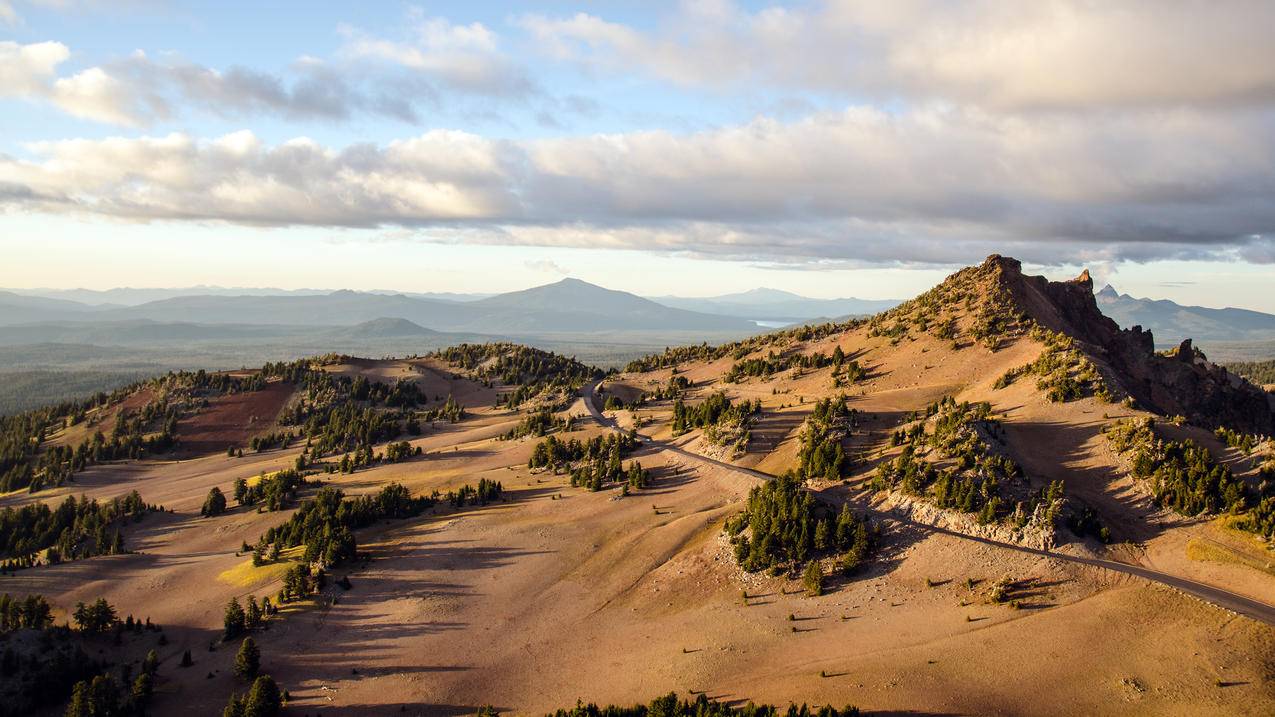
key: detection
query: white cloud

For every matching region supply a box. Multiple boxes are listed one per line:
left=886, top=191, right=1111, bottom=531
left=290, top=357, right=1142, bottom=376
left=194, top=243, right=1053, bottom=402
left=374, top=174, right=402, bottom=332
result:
left=524, top=259, right=569, bottom=275
left=0, top=40, right=69, bottom=95
left=0, top=31, right=529, bottom=127
left=338, top=16, right=533, bottom=97
left=3, top=106, right=1273, bottom=265
left=522, top=1, right=1275, bottom=110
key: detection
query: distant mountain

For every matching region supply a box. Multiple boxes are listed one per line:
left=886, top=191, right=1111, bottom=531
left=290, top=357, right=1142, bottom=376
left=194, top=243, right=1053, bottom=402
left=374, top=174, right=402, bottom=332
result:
left=332, top=317, right=439, bottom=339
left=1095, top=285, right=1275, bottom=345
left=0, top=291, right=102, bottom=325
left=0, top=280, right=757, bottom=335
left=460, top=278, right=757, bottom=332
left=651, top=288, right=900, bottom=321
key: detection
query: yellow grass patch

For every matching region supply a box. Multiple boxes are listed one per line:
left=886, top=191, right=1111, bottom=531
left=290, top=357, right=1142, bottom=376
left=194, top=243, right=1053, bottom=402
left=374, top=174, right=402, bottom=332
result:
left=1185, top=537, right=1275, bottom=579
left=217, top=546, right=304, bottom=588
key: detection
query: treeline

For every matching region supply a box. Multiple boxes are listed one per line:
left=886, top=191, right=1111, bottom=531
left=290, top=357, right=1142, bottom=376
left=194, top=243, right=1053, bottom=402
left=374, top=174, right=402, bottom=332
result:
left=0, top=491, right=156, bottom=569
left=724, top=472, right=874, bottom=577
left=540, top=692, right=859, bottom=717
left=624, top=319, right=867, bottom=374
left=724, top=350, right=834, bottom=383
left=795, top=396, right=854, bottom=482
left=1106, top=418, right=1256, bottom=521
left=1223, top=359, right=1275, bottom=386
left=433, top=343, right=603, bottom=408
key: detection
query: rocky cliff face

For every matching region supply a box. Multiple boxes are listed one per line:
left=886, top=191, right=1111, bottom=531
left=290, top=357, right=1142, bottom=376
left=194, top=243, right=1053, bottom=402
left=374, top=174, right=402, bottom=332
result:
left=983, top=255, right=1274, bottom=434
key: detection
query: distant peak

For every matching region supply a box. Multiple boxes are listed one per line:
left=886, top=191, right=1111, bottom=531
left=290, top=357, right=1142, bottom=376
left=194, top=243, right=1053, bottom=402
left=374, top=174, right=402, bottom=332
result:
left=1096, top=284, right=1119, bottom=299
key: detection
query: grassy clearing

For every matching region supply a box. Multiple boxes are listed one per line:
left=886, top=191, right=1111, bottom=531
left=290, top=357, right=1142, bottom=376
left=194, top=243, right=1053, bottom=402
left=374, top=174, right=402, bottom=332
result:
left=1185, top=537, right=1275, bottom=579
left=217, top=546, right=303, bottom=587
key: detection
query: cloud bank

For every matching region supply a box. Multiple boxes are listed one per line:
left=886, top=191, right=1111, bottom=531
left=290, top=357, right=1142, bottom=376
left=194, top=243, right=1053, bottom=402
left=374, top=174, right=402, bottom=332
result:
left=4, top=104, right=1273, bottom=265
left=2, top=2, right=1274, bottom=268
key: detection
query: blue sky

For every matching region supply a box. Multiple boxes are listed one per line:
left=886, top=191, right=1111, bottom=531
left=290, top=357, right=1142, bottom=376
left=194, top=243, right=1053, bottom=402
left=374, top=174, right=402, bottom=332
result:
left=2, top=1, right=1274, bottom=308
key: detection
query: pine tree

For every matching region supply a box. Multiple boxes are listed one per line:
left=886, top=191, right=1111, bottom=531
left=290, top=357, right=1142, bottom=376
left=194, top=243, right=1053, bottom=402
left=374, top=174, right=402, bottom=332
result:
left=222, top=694, right=244, bottom=717
left=235, top=637, right=261, bottom=680
left=202, top=487, right=228, bottom=517
left=243, top=674, right=282, bottom=717
left=223, top=597, right=246, bottom=640
left=803, top=560, right=825, bottom=597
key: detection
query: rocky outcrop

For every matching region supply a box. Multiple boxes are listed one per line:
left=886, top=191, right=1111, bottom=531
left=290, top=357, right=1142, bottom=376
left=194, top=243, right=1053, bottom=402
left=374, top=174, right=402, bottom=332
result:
left=979, top=255, right=1274, bottom=434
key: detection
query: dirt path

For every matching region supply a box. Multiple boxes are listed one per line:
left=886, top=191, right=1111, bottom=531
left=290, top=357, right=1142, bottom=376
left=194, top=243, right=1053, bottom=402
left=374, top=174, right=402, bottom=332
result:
left=582, top=382, right=1275, bottom=627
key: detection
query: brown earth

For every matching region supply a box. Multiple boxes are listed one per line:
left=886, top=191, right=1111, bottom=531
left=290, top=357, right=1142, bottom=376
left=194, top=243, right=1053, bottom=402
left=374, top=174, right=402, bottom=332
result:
left=4, top=262, right=1274, bottom=715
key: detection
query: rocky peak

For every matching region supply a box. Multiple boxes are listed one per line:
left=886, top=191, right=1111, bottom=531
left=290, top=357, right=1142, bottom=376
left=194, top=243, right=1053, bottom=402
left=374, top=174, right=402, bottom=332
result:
left=954, top=256, right=1272, bottom=433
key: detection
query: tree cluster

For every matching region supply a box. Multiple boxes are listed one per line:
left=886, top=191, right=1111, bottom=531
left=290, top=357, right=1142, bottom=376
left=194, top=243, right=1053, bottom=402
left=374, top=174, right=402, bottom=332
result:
left=795, top=396, right=854, bottom=482
left=1106, top=417, right=1252, bottom=519
left=0, top=491, right=154, bottom=569
left=994, top=327, right=1112, bottom=403
left=433, top=343, right=602, bottom=409
left=233, top=469, right=306, bottom=512
left=874, top=398, right=1030, bottom=525
left=724, top=472, right=874, bottom=575
left=0, top=593, right=53, bottom=633
left=504, top=409, right=572, bottom=440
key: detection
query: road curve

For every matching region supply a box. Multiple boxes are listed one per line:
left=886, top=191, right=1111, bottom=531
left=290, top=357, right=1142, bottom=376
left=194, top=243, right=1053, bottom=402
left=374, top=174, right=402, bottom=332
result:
left=580, top=382, right=1275, bottom=627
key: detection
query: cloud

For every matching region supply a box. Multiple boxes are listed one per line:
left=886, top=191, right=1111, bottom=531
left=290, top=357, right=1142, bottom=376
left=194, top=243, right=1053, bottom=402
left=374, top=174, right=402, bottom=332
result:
left=524, top=259, right=569, bottom=275
left=338, top=16, right=534, bottom=98
left=0, top=22, right=543, bottom=127
left=521, top=1, right=1275, bottom=111
left=3, top=104, right=1273, bottom=266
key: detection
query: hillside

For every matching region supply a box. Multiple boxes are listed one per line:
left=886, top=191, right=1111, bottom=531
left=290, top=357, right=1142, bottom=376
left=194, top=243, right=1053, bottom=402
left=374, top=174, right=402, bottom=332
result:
left=0, top=258, right=1271, bottom=717
left=1096, top=284, right=1275, bottom=344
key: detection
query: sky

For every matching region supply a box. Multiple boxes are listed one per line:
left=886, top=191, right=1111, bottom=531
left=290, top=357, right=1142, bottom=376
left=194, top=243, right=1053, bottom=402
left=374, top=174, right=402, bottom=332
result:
left=2, top=1, right=1274, bottom=307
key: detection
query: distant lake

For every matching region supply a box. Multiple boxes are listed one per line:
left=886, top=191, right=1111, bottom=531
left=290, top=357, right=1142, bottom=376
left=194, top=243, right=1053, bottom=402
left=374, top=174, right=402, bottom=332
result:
left=753, top=320, right=789, bottom=328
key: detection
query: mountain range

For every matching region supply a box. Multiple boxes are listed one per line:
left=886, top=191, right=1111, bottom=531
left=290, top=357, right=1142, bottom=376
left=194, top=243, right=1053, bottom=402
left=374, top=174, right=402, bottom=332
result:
left=5, top=279, right=1275, bottom=353
left=0, top=280, right=758, bottom=335
left=1095, top=284, right=1275, bottom=345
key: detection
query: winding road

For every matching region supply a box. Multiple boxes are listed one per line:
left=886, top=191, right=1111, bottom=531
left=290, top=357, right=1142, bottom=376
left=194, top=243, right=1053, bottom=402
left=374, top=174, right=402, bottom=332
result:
left=581, top=382, right=1275, bottom=627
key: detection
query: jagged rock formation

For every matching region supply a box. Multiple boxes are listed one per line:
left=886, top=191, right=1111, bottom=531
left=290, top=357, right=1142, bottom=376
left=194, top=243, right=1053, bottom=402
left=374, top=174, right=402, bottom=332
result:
left=981, top=255, right=1274, bottom=434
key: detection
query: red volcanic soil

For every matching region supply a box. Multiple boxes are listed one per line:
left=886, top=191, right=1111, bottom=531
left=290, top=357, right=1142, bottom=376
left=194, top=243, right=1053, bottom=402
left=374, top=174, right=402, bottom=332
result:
left=175, top=380, right=294, bottom=456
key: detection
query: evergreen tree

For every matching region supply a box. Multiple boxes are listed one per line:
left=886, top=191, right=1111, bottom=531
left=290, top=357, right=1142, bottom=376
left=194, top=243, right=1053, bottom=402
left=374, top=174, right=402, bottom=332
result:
left=223, top=597, right=246, bottom=640
left=235, top=637, right=261, bottom=680
left=202, top=487, right=228, bottom=517
left=243, top=674, right=282, bottom=717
